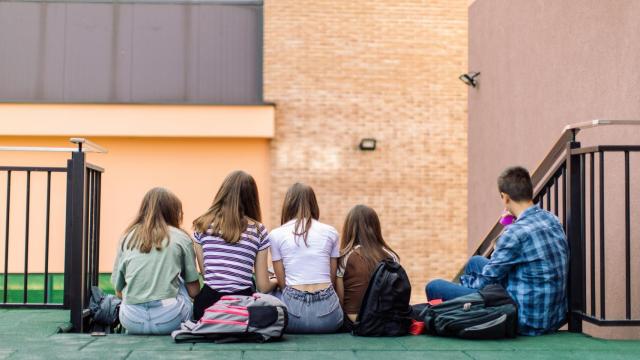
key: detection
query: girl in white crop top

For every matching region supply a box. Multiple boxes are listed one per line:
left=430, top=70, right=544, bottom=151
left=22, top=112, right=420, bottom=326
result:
left=269, top=183, right=343, bottom=333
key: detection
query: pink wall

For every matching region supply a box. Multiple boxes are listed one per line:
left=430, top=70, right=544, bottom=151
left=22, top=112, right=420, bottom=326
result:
left=468, top=0, right=640, bottom=330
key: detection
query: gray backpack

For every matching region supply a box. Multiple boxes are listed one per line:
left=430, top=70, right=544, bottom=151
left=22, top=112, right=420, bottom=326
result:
left=420, top=284, right=518, bottom=339
left=172, top=293, right=288, bottom=343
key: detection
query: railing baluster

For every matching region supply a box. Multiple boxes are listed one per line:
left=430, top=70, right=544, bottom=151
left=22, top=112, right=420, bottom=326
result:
left=625, top=151, right=631, bottom=320
left=68, top=151, right=87, bottom=331
left=599, top=151, right=606, bottom=319
left=590, top=152, right=595, bottom=317
left=3, top=171, right=10, bottom=304
left=89, top=170, right=96, bottom=293
left=84, top=169, right=91, bottom=302
left=546, top=185, right=551, bottom=211
left=562, top=166, right=567, bottom=231
left=23, top=171, right=30, bottom=304
left=554, top=176, right=559, bottom=216
left=580, top=154, right=586, bottom=313
left=44, top=171, right=51, bottom=304
left=566, top=141, right=583, bottom=332
left=94, top=172, right=101, bottom=286
left=91, top=171, right=99, bottom=285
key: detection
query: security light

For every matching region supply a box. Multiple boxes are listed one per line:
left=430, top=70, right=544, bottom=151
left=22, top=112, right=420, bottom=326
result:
left=459, top=72, right=480, bottom=87
left=359, top=138, right=377, bottom=151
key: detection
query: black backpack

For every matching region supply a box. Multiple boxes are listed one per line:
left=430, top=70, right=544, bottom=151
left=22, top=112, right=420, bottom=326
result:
left=420, top=284, right=518, bottom=339
left=352, top=259, right=413, bottom=336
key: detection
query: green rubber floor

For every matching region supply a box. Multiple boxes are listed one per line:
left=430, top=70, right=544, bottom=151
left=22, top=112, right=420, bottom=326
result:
left=1, top=309, right=640, bottom=359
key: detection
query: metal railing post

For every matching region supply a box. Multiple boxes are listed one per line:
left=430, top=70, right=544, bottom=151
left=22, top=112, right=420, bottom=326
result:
left=65, top=151, right=88, bottom=332
left=566, top=141, right=584, bottom=332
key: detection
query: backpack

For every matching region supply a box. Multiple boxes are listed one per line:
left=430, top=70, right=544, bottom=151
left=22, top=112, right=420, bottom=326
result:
left=88, top=286, right=121, bottom=334
left=420, top=284, right=518, bottom=339
left=171, top=293, right=288, bottom=343
left=352, top=259, right=413, bottom=336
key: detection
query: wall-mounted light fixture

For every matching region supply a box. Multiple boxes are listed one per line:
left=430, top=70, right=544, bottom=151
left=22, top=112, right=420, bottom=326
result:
left=359, top=138, right=377, bottom=151
left=459, top=72, right=480, bottom=87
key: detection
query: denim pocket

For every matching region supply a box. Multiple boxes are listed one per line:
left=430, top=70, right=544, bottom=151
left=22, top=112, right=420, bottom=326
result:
left=317, top=292, right=341, bottom=317
left=153, top=301, right=187, bottom=330
left=119, top=305, right=146, bottom=334
left=283, top=291, right=304, bottom=318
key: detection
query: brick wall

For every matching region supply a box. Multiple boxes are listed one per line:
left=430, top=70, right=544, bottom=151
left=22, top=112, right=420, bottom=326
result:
left=264, top=0, right=468, bottom=301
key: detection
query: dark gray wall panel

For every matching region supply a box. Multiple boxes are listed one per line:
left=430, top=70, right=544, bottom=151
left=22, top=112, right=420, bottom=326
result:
left=0, top=3, right=42, bottom=100
left=39, top=4, right=66, bottom=101
left=131, top=4, right=188, bottom=102
left=0, top=2, right=262, bottom=104
left=65, top=4, right=116, bottom=101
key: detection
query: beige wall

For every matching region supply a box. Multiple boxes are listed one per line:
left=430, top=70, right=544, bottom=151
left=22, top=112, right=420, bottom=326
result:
left=265, top=0, right=468, bottom=301
left=0, top=106, right=274, bottom=273
left=469, top=0, right=640, bottom=330
left=0, top=104, right=275, bottom=138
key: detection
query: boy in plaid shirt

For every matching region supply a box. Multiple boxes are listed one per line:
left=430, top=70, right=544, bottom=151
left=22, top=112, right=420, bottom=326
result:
left=426, top=166, right=568, bottom=335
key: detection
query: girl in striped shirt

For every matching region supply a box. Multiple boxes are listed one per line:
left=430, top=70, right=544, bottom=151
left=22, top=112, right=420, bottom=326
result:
left=191, top=170, right=277, bottom=320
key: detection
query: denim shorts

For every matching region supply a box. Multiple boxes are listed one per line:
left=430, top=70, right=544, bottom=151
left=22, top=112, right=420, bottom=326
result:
left=282, top=286, right=343, bottom=334
left=119, top=283, right=192, bottom=335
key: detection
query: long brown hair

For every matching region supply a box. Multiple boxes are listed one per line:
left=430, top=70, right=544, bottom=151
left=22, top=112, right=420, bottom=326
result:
left=193, top=170, right=262, bottom=244
left=339, top=204, right=399, bottom=270
left=280, top=183, right=320, bottom=246
left=123, top=187, right=183, bottom=253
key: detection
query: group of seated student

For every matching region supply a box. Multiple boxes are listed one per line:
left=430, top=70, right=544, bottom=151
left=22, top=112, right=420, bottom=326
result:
left=111, top=170, right=398, bottom=334
left=111, top=166, right=569, bottom=337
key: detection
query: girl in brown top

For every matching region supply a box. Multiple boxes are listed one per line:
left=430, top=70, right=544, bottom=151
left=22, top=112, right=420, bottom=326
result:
left=335, top=205, right=399, bottom=324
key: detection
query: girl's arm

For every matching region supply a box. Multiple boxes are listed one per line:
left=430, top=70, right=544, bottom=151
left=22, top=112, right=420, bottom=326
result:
left=330, top=257, right=338, bottom=289
left=194, top=242, right=205, bottom=274
left=185, top=280, right=201, bottom=298
left=272, top=260, right=286, bottom=291
left=335, top=276, right=345, bottom=306
left=255, top=249, right=277, bottom=293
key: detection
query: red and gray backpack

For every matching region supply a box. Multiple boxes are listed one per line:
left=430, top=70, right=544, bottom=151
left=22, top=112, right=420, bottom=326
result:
left=171, top=293, right=288, bottom=343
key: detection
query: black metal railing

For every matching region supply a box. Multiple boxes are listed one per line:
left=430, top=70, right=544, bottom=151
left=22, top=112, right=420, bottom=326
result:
left=1, top=166, right=67, bottom=308
left=463, top=120, right=640, bottom=334
left=0, top=138, right=105, bottom=333
left=567, top=145, right=640, bottom=329
left=65, top=149, right=104, bottom=332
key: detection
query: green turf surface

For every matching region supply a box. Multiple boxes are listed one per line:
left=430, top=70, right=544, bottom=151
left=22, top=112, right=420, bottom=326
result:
left=0, top=309, right=640, bottom=360
left=0, top=274, right=113, bottom=304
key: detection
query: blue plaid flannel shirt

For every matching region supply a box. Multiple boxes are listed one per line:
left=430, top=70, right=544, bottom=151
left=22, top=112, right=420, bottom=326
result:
left=461, top=206, right=569, bottom=335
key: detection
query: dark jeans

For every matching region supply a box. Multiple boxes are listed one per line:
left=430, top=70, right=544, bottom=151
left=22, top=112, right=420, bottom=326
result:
left=425, top=255, right=489, bottom=301
left=193, top=285, right=254, bottom=321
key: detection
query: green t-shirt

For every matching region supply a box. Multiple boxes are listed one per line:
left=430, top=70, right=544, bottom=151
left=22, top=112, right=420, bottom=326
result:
left=111, top=226, right=200, bottom=305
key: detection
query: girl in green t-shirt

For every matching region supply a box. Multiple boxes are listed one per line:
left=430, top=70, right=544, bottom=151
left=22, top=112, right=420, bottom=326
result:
left=112, top=187, right=201, bottom=335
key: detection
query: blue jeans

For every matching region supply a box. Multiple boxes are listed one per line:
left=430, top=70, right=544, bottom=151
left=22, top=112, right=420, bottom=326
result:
left=119, top=283, right=192, bottom=335
left=282, top=286, right=343, bottom=334
left=425, top=256, right=489, bottom=301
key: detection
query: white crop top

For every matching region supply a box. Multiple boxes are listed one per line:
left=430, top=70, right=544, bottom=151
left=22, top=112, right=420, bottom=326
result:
left=269, top=219, right=340, bottom=286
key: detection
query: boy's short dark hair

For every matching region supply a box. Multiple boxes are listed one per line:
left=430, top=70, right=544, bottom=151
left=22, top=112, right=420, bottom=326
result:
left=497, top=166, right=533, bottom=202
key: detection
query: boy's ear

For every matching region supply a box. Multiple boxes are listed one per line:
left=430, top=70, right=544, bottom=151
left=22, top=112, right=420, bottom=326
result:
left=500, top=192, right=511, bottom=205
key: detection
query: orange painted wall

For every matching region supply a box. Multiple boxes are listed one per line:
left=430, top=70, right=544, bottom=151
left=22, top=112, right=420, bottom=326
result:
left=0, top=136, right=272, bottom=273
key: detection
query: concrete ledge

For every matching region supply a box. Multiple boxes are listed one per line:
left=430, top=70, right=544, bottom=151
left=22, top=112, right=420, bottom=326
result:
left=0, top=103, right=275, bottom=138
left=582, top=321, right=640, bottom=340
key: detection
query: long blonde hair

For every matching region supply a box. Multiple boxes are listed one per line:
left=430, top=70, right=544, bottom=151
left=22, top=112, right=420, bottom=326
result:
left=193, top=170, right=262, bottom=244
left=123, top=187, right=183, bottom=253
left=339, top=205, right=399, bottom=270
left=280, top=183, right=319, bottom=246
